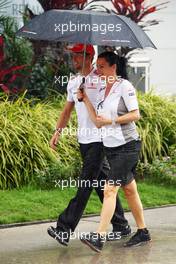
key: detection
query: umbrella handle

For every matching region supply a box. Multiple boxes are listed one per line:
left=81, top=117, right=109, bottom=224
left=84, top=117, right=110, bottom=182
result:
left=78, top=77, right=85, bottom=102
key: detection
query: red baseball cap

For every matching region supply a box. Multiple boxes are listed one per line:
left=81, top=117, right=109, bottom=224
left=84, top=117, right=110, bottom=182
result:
left=67, top=43, right=95, bottom=56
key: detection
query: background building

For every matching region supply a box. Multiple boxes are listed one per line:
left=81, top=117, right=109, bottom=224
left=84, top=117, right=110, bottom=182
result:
left=144, top=0, right=176, bottom=96
left=0, top=0, right=42, bottom=26
left=97, top=0, right=176, bottom=96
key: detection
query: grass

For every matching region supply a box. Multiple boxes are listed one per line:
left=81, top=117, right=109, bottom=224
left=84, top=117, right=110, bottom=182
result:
left=0, top=180, right=175, bottom=225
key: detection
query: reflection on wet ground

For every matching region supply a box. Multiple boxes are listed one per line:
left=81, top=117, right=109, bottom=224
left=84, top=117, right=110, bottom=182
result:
left=1, top=230, right=176, bottom=264
left=0, top=206, right=176, bottom=264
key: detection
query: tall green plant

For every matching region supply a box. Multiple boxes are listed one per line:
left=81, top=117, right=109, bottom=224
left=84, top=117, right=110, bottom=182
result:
left=0, top=94, right=80, bottom=189
left=0, top=16, right=33, bottom=95
left=0, top=16, right=32, bottom=66
left=137, top=92, right=176, bottom=163
left=1, top=92, right=175, bottom=189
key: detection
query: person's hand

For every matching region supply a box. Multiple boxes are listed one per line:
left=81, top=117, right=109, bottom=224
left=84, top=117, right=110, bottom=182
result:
left=96, top=115, right=112, bottom=127
left=77, top=89, right=88, bottom=102
left=50, top=132, right=60, bottom=151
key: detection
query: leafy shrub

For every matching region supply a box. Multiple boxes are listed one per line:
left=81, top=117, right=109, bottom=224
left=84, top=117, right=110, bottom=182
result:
left=136, top=146, right=176, bottom=187
left=0, top=94, right=80, bottom=189
left=26, top=56, right=55, bottom=99
left=0, top=16, right=32, bottom=95
left=1, top=15, right=71, bottom=99
left=137, top=93, right=176, bottom=163
left=1, top=92, right=176, bottom=189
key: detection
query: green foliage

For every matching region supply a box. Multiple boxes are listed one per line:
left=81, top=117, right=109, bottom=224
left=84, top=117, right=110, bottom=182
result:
left=26, top=56, right=71, bottom=99
left=0, top=94, right=80, bottom=189
left=137, top=146, right=176, bottom=187
left=0, top=92, right=176, bottom=189
left=0, top=15, right=69, bottom=98
left=137, top=93, right=176, bottom=163
left=26, top=56, right=55, bottom=99
left=0, top=15, right=33, bottom=66
left=0, top=16, right=32, bottom=95
left=33, top=126, right=81, bottom=190
left=0, top=94, right=55, bottom=188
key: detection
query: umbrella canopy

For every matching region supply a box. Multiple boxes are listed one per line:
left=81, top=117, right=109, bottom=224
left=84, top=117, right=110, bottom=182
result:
left=16, top=9, right=156, bottom=49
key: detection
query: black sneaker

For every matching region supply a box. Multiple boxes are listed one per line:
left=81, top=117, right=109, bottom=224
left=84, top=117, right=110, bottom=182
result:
left=124, top=228, right=151, bottom=247
left=47, top=226, right=70, bottom=246
left=106, top=225, right=131, bottom=241
left=80, top=232, right=105, bottom=253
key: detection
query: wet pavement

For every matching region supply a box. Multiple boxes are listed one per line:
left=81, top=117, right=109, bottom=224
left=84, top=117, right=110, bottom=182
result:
left=0, top=206, right=176, bottom=264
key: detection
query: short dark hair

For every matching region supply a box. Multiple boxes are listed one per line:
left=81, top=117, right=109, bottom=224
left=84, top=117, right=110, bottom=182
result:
left=98, top=51, right=118, bottom=66
left=98, top=51, right=128, bottom=79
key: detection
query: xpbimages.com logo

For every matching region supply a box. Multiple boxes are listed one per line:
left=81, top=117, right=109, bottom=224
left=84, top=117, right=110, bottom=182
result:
left=54, top=21, right=122, bottom=35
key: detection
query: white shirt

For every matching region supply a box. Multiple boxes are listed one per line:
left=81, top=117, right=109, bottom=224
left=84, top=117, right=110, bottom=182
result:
left=97, top=79, right=139, bottom=148
left=67, top=69, right=102, bottom=144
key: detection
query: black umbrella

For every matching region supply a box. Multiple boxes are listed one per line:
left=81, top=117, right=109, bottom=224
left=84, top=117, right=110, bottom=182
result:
left=16, top=9, right=156, bottom=49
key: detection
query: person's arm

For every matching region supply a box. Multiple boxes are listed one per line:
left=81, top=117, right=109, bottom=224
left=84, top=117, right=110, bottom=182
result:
left=94, top=80, right=140, bottom=127
left=96, top=109, right=140, bottom=127
left=50, top=101, right=75, bottom=150
left=115, top=110, right=140, bottom=124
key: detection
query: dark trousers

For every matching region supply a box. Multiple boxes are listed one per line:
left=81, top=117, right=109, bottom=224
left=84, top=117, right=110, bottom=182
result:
left=57, top=142, right=128, bottom=232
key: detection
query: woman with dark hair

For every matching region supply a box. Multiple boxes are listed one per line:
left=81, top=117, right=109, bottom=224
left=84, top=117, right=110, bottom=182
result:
left=78, top=51, right=151, bottom=252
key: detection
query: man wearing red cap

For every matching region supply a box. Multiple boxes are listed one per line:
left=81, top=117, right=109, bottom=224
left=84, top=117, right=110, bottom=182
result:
left=47, top=43, right=131, bottom=246
left=67, top=43, right=95, bottom=55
